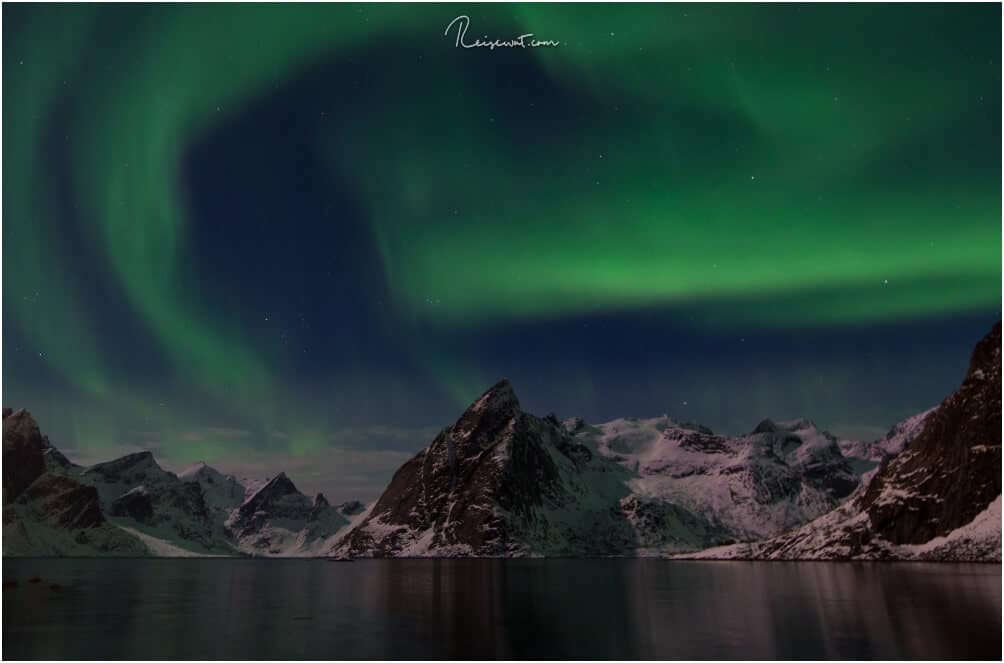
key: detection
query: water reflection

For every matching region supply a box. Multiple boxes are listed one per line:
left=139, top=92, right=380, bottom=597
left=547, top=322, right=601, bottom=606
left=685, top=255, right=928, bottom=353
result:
left=3, top=558, right=1000, bottom=659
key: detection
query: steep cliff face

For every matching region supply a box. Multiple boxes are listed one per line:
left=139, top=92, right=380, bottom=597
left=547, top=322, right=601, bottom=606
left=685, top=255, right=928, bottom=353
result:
left=861, top=323, right=1002, bottom=544
left=15, top=474, right=105, bottom=530
left=2, top=410, right=147, bottom=556
left=691, top=323, right=1002, bottom=561
left=335, top=379, right=863, bottom=558
left=3, top=409, right=48, bottom=505
left=336, top=380, right=575, bottom=557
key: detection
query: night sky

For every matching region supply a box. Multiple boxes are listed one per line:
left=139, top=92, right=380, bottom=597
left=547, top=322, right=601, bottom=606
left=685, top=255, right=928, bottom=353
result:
left=3, top=3, right=1000, bottom=501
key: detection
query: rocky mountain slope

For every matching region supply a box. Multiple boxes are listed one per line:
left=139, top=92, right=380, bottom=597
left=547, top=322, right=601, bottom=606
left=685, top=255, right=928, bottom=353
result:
left=688, top=323, right=1002, bottom=561
left=568, top=414, right=863, bottom=548
left=2, top=409, right=146, bottom=556
left=333, top=378, right=907, bottom=558
left=335, top=379, right=638, bottom=557
left=224, top=473, right=348, bottom=555
left=5, top=325, right=999, bottom=559
left=2, top=410, right=352, bottom=557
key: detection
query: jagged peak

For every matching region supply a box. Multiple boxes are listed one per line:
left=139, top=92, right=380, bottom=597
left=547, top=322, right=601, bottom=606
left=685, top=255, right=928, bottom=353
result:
left=964, top=321, right=1001, bottom=383
left=3, top=408, right=43, bottom=440
left=314, top=492, right=329, bottom=508
left=777, top=418, right=817, bottom=431
left=751, top=417, right=816, bottom=435
left=178, top=461, right=208, bottom=479
left=243, top=471, right=299, bottom=505
left=263, top=471, right=297, bottom=492
left=467, top=379, right=520, bottom=415
left=85, top=450, right=157, bottom=476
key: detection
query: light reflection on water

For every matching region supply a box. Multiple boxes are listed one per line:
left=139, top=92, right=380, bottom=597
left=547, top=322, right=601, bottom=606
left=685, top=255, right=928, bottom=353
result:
left=3, top=558, right=1000, bottom=659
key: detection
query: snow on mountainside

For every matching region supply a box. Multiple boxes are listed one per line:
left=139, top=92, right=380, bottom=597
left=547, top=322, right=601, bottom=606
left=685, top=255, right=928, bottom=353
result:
left=72, top=451, right=234, bottom=555
left=3, top=410, right=357, bottom=557
left=179, top=462, right=245, bottom=510
left=2, top=409, right=146, bottom=556
left=837, top=409, right=933, bottom=474
left=570, top=415, right=860, bottom=546
left=5, top=325, right=999, bottom=559
left=335, top=379, right=698, bottom=558
left=688, top=323, right=1002, bottom=562
left=334, top=379, right=623, bottom=557
left=225, top=473, right=348, bottom=556
left=333, top=380, right=893, bottom=558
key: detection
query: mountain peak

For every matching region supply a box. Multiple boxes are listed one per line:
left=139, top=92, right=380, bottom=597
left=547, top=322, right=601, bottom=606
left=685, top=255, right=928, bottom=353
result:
left=254, top=471, right=298, bottom=498
left=178, top=461, right=208, bottom=480
left=84, top=451, right=157, bottom=480
left=777, top=418, right=817, bottom=431
left=751, top=417, right=816, bottom=435
left=965, top=321, right=1001, bottom=384
left=467, top=379, right=520, bottom=415
left=3, top=408, right=48, bottom=505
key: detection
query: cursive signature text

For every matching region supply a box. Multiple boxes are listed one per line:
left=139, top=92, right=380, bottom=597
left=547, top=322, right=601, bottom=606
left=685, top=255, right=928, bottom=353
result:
left=444, top=15, right=560, bottom=50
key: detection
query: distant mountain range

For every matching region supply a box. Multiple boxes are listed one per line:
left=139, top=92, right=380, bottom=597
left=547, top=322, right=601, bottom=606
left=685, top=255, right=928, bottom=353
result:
left=4, top=324, right=1000, bottom=561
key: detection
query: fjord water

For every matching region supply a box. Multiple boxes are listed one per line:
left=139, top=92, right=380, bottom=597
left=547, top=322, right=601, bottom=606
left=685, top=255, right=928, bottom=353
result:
left=3, top=559, right=1000, bottom=660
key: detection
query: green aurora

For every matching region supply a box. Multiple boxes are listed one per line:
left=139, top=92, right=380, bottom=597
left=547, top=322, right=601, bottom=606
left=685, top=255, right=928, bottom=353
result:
left=3, top=4, right=1000, bottom=496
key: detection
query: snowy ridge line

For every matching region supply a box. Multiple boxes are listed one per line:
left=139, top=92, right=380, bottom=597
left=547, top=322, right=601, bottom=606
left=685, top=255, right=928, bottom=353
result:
left=3, top=323, right=1001, bottom=559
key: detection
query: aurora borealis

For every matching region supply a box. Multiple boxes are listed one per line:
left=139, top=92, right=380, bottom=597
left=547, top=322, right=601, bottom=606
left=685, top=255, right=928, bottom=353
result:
left=3, top=3, right=1000, bottom=500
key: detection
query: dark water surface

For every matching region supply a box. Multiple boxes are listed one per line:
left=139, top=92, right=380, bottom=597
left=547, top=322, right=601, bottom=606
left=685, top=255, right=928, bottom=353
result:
left=2, top=558, right=1001, bottom=660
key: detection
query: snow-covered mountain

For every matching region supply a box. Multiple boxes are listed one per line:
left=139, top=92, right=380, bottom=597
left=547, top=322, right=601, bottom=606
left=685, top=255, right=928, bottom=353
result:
left=4, top=324, right=1000, bottom=559
left=332, top=379, right=895, bottom=558
left=2, top=409, right=356, bottom=557
left=224, top=472, right=348, bottom=555
left=836, top=409, right=933, bottom=473
left=334, top=379, right=647, bottom=557
left=79, top=451, right=233, bottom=554
left=570, top=415, right=864, bottom=547
left=687, top=322, right=1002, bottom=562
left=2, top=409, right=146, bottom=556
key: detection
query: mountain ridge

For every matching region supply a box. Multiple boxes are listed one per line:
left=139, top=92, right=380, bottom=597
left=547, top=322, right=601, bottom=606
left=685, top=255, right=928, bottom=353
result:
left=3, top=325, right=1000, bottom=560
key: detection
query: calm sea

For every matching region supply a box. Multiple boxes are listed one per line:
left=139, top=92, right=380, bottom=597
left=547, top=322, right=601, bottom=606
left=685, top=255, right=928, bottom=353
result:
left=2, top=558, right=1000, bottom=659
